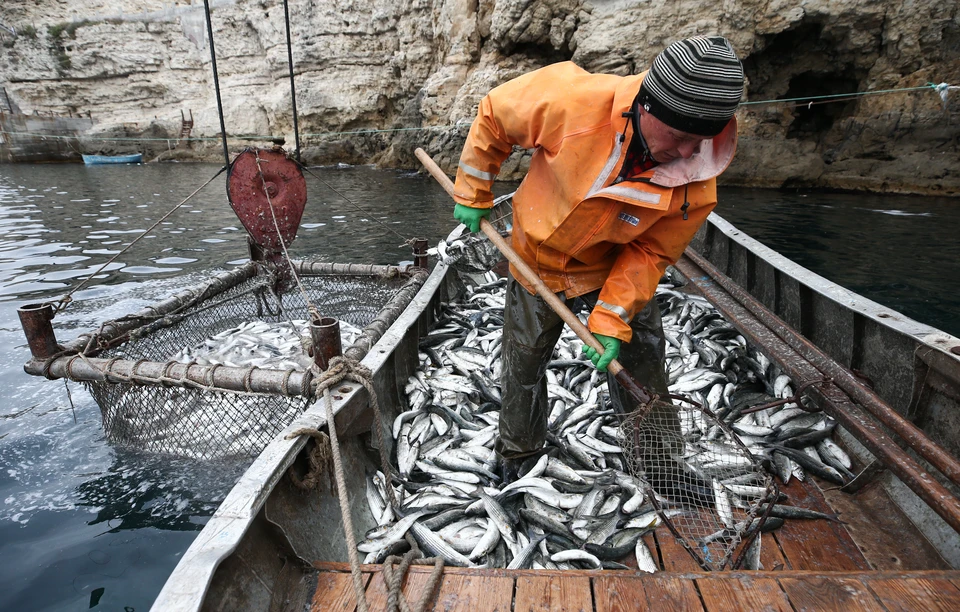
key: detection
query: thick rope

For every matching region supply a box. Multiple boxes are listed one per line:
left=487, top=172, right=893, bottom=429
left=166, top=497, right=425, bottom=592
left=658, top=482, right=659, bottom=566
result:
left=311, top=356, right=398, bottom=508
left=381, top=534, right=445, bottom=612
left=384, top=548, right=419, bottom=612
left=285, top=356, right=403, bottom=612
left=285, top=428, right=334, bottom=492
left=318, top=383, right=369, bottom=612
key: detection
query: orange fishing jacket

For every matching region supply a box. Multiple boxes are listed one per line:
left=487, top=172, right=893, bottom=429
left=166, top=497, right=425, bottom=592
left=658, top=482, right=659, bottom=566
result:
left=453, top=62, right=738, bottom=341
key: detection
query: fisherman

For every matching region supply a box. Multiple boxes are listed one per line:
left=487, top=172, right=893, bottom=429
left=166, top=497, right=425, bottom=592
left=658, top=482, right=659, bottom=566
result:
left=451, top=36, right=745, bottom=482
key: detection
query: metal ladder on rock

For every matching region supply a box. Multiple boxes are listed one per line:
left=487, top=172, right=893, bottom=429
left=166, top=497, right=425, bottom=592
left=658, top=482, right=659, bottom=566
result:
left=177, top=109, right=194, bottom=147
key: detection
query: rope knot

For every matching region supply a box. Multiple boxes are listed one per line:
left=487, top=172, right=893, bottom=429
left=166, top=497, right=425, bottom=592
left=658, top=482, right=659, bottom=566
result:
left=285, top=427, right=335, bottom=493
left=931, top=81, right=957, bottom=109
left=311, top=355, right=373, bottom=397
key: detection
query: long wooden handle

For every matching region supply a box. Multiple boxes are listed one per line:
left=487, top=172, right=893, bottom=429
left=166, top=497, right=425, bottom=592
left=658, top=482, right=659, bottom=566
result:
left=415, top=148, right=650, bottom=395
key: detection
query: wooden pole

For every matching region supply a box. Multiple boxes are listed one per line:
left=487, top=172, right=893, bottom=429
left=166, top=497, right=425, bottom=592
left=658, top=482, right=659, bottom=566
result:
left=414, top=147, right=653, bottom=406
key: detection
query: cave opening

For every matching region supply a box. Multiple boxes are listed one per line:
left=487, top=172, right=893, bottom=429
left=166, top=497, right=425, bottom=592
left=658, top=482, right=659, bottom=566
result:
left=509, top=41, right=575, bottom=65
left=783, top=70, right=860, bottom=139
left=742, top=21, right=867, bottom=142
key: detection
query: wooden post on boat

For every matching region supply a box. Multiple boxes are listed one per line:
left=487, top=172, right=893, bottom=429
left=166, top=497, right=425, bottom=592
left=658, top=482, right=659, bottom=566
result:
left=414, top=147, right=655, bottom=407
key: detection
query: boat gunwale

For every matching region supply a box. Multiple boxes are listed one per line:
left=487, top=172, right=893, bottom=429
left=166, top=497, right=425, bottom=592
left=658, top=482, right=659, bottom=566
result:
left=701, top=212, right=960, bottom=353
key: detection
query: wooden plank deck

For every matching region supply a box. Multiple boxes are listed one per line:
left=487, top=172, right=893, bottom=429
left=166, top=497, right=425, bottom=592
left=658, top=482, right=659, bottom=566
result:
left=771, top=478, right=871, bottom=571
left=310, top=468, right=954, bottom=610
left=311, top=564, right=960, bottom=612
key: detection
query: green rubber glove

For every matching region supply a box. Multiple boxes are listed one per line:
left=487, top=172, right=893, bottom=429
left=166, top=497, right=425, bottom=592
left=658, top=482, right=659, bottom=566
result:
left=453, top=204, right=492, bottom=233
left=582, top=334, right=621, bottom=373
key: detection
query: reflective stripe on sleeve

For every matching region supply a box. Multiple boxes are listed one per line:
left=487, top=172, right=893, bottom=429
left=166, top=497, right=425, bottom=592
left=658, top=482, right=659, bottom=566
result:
left=458, top=161, right=495, bottom=181
left=597, top=300, right=630, bottom=322
left=596, top=185, right=661, bottom=204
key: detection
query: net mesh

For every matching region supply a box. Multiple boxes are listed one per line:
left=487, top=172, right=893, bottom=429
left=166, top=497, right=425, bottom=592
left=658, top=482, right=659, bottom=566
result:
left=619, top=399, right=778, bottom=570
left=79, top=268, right=414, bottom=459
left=105, top=273, right=399, bottom=363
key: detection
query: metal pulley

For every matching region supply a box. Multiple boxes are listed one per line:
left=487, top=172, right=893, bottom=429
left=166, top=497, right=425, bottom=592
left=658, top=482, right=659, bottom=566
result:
left=227, top=147, right=307, bottom=260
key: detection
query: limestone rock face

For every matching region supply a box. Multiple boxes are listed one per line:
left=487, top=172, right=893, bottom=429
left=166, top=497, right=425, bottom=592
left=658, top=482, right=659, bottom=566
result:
left=1, top=0, right=957, bottom=194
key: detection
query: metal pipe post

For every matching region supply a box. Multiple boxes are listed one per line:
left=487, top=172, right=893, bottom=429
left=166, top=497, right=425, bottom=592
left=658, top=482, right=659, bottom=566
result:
left=310, top=316, right=342, bottom=370
left=412, top=238, right=429, bottom=269
left=18, top=303, right=59, bottom=359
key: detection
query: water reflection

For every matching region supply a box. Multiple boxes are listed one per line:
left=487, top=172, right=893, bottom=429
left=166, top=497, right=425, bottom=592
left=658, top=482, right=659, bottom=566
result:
left=0, top=163, right=458, bottom=303
left=75, top=452, right=245, bottom=534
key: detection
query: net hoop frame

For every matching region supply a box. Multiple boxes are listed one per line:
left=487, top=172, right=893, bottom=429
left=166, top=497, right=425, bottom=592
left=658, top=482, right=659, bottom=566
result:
left=624, top=394, right=781, bottom=571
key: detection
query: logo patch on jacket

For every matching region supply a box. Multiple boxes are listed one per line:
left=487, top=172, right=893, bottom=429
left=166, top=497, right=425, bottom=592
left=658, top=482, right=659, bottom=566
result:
left=617, top=212, right=640, bottom=226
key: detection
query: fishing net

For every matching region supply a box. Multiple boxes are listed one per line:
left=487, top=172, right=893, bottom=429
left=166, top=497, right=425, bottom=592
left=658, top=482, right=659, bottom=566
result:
left=432, top=192, right=513, bottom=273
left=61, top=262, right=426, bottom=459
left=619, top=399, right=778, bottom=570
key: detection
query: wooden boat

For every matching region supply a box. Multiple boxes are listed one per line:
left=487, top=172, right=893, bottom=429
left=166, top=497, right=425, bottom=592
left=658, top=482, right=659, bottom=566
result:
left=141, top=211, right=958, bottom=610
left=153, top=215, right=960, bottom=611
left=82, top=152, right=143, bottom=165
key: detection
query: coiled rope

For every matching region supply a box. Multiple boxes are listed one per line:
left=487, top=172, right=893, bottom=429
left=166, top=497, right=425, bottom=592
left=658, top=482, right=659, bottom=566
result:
left=382, top=535, right=445, bottom=612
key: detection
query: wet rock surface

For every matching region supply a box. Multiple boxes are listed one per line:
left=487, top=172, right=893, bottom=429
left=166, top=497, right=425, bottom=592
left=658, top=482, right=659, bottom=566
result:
left=1, top=1, right=957, bottom=194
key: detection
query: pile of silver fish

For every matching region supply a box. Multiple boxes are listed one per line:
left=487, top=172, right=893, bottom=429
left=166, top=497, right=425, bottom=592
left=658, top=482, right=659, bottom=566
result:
left=172, top=319, right=362, bottom=370
left=360, top=271, right=852, bottom=571
left=105, top=320, right=364, bottom=458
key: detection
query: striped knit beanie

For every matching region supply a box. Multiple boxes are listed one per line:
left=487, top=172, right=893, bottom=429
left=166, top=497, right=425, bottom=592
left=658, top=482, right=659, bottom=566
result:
left=638, top=36, right=744, bottom=137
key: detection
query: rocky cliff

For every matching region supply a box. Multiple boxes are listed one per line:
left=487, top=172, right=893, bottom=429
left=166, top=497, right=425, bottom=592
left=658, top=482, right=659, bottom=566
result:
left=1, top=0, right=958, bottom=194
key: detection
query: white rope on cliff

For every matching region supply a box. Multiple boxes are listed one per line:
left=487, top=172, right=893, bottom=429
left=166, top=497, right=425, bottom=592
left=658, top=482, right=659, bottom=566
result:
left=934, top=82, right=960, bottom=110
left=9, top=80, right=959, bottom=147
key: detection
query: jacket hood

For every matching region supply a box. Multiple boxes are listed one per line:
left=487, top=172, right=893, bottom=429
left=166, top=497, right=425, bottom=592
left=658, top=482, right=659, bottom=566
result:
left=613, top=71, right=739, bottom=188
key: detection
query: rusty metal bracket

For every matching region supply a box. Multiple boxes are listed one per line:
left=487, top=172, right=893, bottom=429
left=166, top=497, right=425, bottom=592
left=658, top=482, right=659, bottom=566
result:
left=227, top=147, right=306, bottom=271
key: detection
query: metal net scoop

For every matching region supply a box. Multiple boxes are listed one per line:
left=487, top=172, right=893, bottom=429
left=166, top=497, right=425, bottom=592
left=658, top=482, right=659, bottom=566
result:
left=431, top=192, right=513, bottom=273
left=619, top=400, right=778, bottom=570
